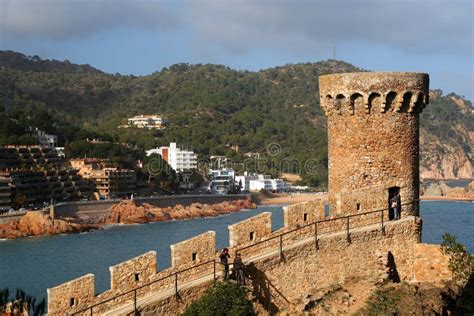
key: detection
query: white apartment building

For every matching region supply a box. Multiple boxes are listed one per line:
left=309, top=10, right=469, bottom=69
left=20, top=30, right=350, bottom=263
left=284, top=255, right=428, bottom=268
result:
left=146, top=143, right=197, bottom=172
left=208, top=168, right=236, bottom=195
left=235, top=172, right=287, bottom=192
left=127, top=115, right=166, bottom=129
left=37, top=130, right=58, bottom=147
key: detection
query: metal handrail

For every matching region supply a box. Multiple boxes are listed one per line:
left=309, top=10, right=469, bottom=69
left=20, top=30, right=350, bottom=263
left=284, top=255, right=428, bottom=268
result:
left=71, top=259, right=218, bottom=315
left=70, top=200, right=416, bottom=315
left=236, top=200, right=416, bottom=254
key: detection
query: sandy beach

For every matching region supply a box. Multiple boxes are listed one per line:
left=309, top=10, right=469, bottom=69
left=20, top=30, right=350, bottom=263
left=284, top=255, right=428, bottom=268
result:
left=258, top=193, right=473, bottom=205
left=255, top=192, right=327, bottom=205
left=420, top=196, right=474, bottom=202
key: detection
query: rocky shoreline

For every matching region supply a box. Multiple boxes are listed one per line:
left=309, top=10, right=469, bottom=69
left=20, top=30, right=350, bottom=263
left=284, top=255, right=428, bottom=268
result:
left=0, top=198, right=256, bottom=240
left=421, top=180, right=474, bottom=201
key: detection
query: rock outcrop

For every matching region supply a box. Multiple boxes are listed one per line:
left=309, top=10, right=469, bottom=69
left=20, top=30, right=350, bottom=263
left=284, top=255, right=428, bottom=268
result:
left=423, top=181, right=474, bottom=199
left=0, top=211, right=96, bottom=239
left=420, top=147, right=473, bottom=180
left=0, top=198, right=257, bottom=239
left=104, top=198, right=257, bottom=225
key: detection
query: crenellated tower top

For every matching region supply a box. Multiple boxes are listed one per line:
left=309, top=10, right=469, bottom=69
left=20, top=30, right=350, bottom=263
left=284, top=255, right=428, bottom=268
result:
left=319, top=71, right=429, bottom=218
left=319, top=72, right=429, bottom=116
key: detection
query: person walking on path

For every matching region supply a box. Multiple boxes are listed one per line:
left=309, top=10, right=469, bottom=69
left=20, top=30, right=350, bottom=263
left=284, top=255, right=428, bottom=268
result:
left=219, top=248, right=230, bottom=280
left=233, top=253, right=246, bottom=285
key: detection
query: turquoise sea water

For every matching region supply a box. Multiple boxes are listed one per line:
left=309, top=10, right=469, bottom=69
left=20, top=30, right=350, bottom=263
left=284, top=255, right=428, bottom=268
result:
left=0, top=201, right=472, bottom=302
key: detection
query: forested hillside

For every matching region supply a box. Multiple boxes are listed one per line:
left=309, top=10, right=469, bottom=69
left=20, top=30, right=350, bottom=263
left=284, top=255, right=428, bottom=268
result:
left=0, top=51, right=472, bottom=185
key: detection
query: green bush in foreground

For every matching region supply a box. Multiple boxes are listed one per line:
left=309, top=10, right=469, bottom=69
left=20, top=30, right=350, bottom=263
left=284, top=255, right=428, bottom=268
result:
left=0, top=288, right=45, bottom=316
left=441, top=232, right=473, bottom=286
left=182, top=281, right=254, bottom=316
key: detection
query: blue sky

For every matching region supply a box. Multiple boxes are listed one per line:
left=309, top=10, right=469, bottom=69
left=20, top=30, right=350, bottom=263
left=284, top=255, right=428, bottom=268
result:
left=0, top=0, right=473, bottom=100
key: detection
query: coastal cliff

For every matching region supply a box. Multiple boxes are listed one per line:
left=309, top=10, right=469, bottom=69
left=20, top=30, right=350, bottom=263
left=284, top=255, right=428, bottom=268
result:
left=422, top=181, right=474, bottom=200
left=419, top=91, right=473, bottom=180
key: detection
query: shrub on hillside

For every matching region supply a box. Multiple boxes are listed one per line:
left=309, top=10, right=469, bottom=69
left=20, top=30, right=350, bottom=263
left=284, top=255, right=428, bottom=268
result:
left=182, top=281, right=254, bottom=316
left=441, top=233, right=473, bottom=286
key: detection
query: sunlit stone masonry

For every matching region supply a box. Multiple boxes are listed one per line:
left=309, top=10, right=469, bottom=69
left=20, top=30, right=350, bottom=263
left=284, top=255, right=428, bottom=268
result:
left=319, top=72, right=429, bottom=217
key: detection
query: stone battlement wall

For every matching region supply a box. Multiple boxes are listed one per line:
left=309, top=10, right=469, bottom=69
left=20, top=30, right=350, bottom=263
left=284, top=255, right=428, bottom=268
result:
left=47, top=201, right=431, bottom=315
left=133, top=216, right=435, bottom=315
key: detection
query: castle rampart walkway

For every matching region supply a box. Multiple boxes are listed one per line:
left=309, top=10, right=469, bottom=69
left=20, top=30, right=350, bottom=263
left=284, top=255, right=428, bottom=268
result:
left=74, top=213, right=417, bottom=315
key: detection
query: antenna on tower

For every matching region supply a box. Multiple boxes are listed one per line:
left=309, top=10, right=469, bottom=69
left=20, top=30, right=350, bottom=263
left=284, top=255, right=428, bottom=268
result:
left=332, top=42, right=337, bottom=73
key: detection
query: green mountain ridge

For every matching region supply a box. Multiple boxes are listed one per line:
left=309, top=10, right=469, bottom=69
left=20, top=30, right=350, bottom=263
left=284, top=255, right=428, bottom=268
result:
left=0, top=51, right=472, bottom=184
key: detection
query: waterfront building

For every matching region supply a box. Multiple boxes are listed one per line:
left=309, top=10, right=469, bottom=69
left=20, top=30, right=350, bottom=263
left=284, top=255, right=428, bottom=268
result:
left=146, top=143, right=197, bottom=172
left=0, top=146, right=62, bottom=170
left=0, top=169, right=93, bottom=208
left=0, top=175, right=11, bottom=211
left=235, top=172, right=287, bottom=192
left=125, top=115, right=167, bottom=129
left=0, top=146, right=94, bottom=207
left=69, top=158, right=110, bottom=176
left=54, top=147, right=65, bottom=158
left=178, top=172, right=196, bottom=191
left=209, top=155, right=233, bottom=169
left=70, top=158, right=136, bottom=199
left=37, top=130, right=58, bottom=147
left=208, top=168, right=236, bottom=194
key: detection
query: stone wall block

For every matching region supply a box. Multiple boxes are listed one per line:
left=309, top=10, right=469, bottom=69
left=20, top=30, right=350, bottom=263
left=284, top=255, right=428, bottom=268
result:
left=109, top=251, right=157, bottom=291
left=170, top=231, right=216, bottom=268
left=228, top=212, right=272, bottom=248
left=283, top=200, right=324, bottom=229
left=47, top=274, right=95, bottom=315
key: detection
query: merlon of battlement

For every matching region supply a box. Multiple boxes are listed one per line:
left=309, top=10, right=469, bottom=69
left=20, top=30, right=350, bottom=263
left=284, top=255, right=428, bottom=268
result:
left=47, top=274, right=95, bottom=313
left=228, top=212, right=272, bottom=248
left=109, top=251, right=157, bottom=291
left=319, top=72, right=429, bottom=115
left=283, top=200, right=325, bottom=228
left=170, top=231, right=216, bottom=268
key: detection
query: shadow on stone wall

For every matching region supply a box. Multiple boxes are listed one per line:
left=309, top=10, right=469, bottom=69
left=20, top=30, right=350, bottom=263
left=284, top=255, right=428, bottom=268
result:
left=387, top=251, right=400, bottom=283
left=456, top=272, right=474, bottom=313
left=245, top=263, right=290, bottom=313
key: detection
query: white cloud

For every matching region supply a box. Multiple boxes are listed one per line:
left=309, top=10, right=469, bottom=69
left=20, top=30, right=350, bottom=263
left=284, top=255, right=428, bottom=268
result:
left=0, top=0, right=177, bottom=40
left=0, top=0, right=472, bottom=56
left=184, top=0, right=473, bottom=56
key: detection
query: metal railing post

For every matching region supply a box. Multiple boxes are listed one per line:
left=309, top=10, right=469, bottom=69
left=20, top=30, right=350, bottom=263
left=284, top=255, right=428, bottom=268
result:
left=314, top=222, right=319, bottom=250
left=381, top=209, right=385, bottom=235
left=213, top=260, right=216, bottom=283
left=133, top=289, right=137, bottom=314
left=174, top=272, right=178, bottom=297
left=279, top=235, right=283, bottom=261
left=346, top=216, right=350, bottom=243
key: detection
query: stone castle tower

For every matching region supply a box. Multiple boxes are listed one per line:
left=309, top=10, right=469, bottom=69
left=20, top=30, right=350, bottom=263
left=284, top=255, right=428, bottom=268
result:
left=319, top=72, right=429, bottom=217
